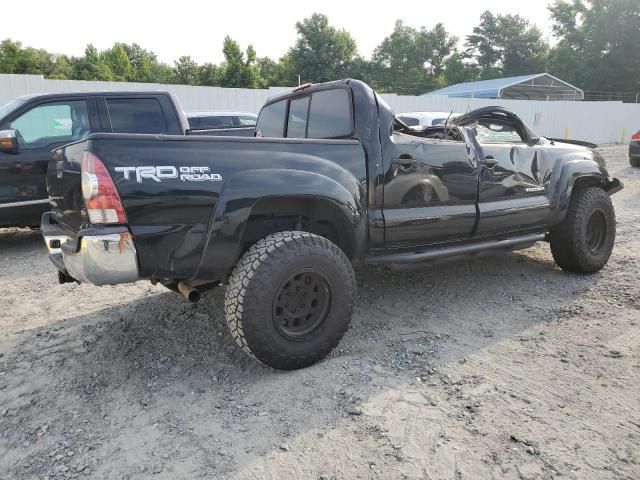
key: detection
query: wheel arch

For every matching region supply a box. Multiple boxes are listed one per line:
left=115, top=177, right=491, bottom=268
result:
left=194, top=169, right=367, bottom=281
left=548, top=159, right=610, bottom=225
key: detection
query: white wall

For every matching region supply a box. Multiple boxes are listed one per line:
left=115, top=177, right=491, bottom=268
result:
left=1, top=74, right=638, bottom=144
left=379, top=93, right=638, bottom=144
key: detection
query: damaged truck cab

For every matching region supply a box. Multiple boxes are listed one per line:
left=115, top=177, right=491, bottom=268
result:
left=42, top=79, right=622, bottom=369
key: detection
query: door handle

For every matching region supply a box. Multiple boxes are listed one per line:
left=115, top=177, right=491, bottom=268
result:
left=484, top=155, right=498, bottom=167
left=392, top=157, right=417, bottom=168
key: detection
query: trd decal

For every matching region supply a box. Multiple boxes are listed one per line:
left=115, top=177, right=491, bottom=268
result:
left=114, top=166, right=222, bottom=183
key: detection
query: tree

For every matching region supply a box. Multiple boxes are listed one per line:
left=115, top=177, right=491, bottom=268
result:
left=48, top=55, right=73, bottom=79
left=122, top=43, right=162, bottom=82
left=465, top=11, right=549, bottom=78
left=371, top=20, right=457, bottom=94
left=72, top=44, right=114, bottom=81
left=443, top=53, right=478, bottom=85
left=173, top=56, right=200, bottom=85
left=219, top=36, right=260, bottom=88
left=428, top=23, right=458, bottom=78
left=104, top=43, right=133, bottom=81
left=547, top=0, right=640, bottom=98
left=199, top=63, right=221, bottom=86
left=288, top=13, right=358, bottom=83
left=0, top=39, right=20, bottom=73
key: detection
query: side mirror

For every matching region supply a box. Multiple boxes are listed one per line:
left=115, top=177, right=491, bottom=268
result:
left=0, top=129, right=19, bottom=154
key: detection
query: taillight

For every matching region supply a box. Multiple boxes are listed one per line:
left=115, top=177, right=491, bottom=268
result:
left=632, top=131, right=640, bottom=141
left=81, top=151, right=126, bottom=224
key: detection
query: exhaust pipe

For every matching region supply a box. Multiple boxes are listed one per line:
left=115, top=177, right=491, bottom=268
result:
left=177, top=280, right=201, bottom=303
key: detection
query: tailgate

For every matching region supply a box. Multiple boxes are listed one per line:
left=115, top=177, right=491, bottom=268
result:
left=46, top=139, right=87, bottom=233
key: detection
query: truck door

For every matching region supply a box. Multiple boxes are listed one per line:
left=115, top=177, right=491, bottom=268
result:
left=0, top=97, right=98, bottom=227
left=472, top=120, right=551, bottom=236
left=381, top=128, right=479, bottom=247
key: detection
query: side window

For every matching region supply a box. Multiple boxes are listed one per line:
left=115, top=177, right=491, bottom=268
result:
left=475, top=122, right=524, bottom=144
left=10, top=100, right=89, bottom=149
left=398, top=116, right=419, bottom=127
left=256, top=100, right=286, bottom=137
left=107, top=98, right=167, bottom=134
left=307, top=89, right=353, bottom=138
left=237, top=115, right=257, bottom=126
left=199, top=116, right=235, bottom=129
left=286, top=96, right=309, bottom=138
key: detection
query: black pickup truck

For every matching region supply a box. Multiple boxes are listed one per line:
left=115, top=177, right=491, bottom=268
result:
left=0, top=91, right=203, bottom=228
left=42, top=79, right=623, bottom=370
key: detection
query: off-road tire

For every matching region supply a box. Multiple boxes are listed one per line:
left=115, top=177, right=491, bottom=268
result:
left=549, top=187, right=615, bottom=273
left=630, top=157, right=640, bottom=168
left=224, top=231, right=356, bottom=370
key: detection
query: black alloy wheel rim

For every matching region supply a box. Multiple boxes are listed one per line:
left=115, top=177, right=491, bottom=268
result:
left=273, top=269, right=332, bottom=341
left=586, top=209, right=607, bottom=253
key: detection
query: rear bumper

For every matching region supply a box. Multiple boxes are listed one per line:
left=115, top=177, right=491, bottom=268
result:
left=41, top=213, right=139, bottom=286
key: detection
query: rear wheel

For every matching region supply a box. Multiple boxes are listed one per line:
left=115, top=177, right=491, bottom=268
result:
left=630, top=157, right=640, bottom=168
left=225, top=231, right=355, bottom=370
left=549, top=187, right=615, bottom=273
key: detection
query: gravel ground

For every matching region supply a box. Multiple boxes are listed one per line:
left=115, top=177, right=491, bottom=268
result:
left=0, top=145, right=638, bottom=480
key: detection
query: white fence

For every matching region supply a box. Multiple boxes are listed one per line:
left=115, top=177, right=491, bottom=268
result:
left=1, top=74, right=638, bottom=144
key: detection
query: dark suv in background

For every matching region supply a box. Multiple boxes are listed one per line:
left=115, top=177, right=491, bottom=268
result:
left=630, top=130, right=640, bottom=167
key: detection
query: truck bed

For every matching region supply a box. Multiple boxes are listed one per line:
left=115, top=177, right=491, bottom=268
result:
left=47, top=133, right=367, bottom=282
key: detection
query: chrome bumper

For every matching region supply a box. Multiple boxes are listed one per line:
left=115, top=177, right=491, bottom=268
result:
left=44, top=231, right=139, bottom=286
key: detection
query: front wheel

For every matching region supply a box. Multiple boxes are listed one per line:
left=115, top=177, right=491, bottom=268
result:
left=630, top=157, right=640, bottom=168
left=549, top=187, right=616, bottom=273
left=224, top=231, right=356, bottom=370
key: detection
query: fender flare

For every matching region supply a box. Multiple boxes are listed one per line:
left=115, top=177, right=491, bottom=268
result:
left=194, top=168, right=367, bottom=279
left=548, top=158, right=609, bottom=224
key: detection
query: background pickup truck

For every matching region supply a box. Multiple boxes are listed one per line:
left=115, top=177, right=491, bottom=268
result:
left=42, top=79, right=623, bottom=370
left=0, top=91, right=189, bottom=228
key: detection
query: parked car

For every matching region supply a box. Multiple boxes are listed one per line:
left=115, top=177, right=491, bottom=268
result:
left=397, top=111, right=459, bottom=127
left=0, top=91, right=189, bottom=228
left=42, top=79, right=622, bottom=370
left=630, top=130, right=640, bottom=167
left=187, top=111, right=257, bottom=137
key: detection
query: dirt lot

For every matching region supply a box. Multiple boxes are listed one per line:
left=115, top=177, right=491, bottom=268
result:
left=0, top=145, right=638, bottom=480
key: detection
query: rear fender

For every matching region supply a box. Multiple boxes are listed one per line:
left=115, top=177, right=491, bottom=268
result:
left=194, top=168, right=367, bottom=280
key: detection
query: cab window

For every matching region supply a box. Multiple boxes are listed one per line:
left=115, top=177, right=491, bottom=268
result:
left=10, top=100, right=90, bottom=149
left=257, top=88, right=353, bottom=139
left=107, top=98, right=167, bottom=134
left=286, top=96, right=309, bottom=138
left=475, top=122, right=524, bottom=144
left=307, top=89, right=352, bottom=138
left=256, top=100, right=286, bottom=137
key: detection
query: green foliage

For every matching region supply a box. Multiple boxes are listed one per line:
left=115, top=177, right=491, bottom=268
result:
left=173, top=56, right=200, bottom=85
left=370, top=20, right=458, bottom=94
left=0, top=6, right=638, bottom=98
left=465, top=11, right=549, bottom=79
left=220, top=36, right=260, bottom=88
left=104, top=44, right=133, bottom=81
left=547, top=0, right=640, bottom=97
left=288, top=13, right=358, bottom=83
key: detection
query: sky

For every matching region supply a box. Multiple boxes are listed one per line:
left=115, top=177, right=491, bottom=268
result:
left=4, top=0, right=556, bottom=64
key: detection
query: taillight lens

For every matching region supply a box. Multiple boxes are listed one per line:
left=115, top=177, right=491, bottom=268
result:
left=632, top=131, right=640, bottom=141
left=81, top=151, right=126, bottom=224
